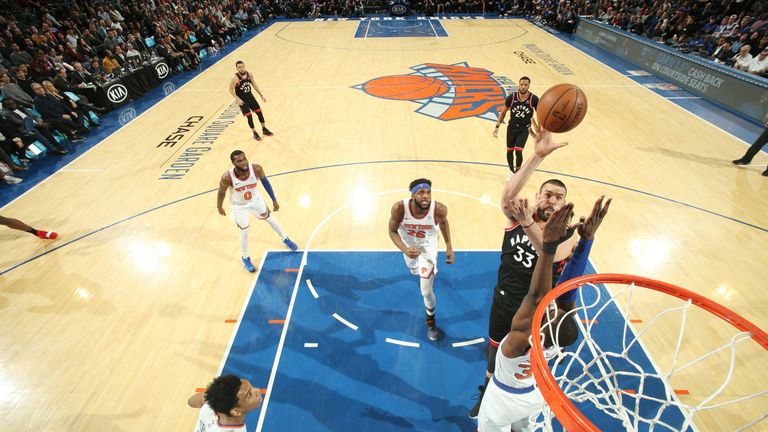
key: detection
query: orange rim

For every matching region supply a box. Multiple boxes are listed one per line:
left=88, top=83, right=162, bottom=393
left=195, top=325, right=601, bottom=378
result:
left=529, top=273, right=768, bottom=432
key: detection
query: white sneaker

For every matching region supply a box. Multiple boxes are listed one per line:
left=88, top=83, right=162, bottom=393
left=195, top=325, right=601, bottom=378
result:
left=4, top=175, right=23, bottom=184
left=506, top=171, right=515, bottom=182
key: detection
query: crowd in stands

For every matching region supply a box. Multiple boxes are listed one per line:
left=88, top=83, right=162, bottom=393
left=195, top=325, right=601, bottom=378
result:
left=533, top=0, right=768, bottom=77
left=0, top=0, right=277, bottom=185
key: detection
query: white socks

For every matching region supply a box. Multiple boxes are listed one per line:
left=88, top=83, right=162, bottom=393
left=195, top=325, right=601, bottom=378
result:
left=420, top=274, right=436, bottom=312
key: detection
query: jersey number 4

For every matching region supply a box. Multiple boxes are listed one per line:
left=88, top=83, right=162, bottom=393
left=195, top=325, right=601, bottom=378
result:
left=407, top=230, right=426, bottom=238
left=513, top=245, right=535, bottom=268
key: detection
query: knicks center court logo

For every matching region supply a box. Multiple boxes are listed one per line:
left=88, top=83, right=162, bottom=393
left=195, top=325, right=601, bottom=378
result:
left=353, top=62, right=516, bottom=122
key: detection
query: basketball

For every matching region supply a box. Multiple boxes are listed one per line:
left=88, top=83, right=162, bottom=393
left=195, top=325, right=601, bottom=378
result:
left=363, top=75, right=449, bottom=101
left=536, top=83, right=588, bottom=133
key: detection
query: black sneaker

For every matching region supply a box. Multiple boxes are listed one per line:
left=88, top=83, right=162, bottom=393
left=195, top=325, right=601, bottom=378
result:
left=425, top=316, right=440, bottom=341
left=763, top=169, right=768, bottom=177
left=262, top=127, right=273, bottom=136
left=253, top=131, right=262, bottom=141
left=469, top=385, right=486, bottom=419
left=732, top=159, right=750, bottom=165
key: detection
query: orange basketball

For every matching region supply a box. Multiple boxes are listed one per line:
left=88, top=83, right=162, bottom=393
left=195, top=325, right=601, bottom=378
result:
left=536, top=84, right=588, bottom=133
left=363, top=75, right=449, bottom=101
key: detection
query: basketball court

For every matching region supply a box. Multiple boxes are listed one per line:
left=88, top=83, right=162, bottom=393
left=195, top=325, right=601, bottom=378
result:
left=0, top=17, right=766, bottom=431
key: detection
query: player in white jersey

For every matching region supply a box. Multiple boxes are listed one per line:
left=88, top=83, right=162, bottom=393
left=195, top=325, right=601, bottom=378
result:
left=217, top=150, right=299, bottom=272
left=188, top=375, right=262, bottom=431
left=477, top=194, right=610, bottom=431
left=388, top=178, right=454, bottom=340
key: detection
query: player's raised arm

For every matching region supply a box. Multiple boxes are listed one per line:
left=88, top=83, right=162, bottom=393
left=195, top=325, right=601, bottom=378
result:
left=500, top=118, right=568, bottom=219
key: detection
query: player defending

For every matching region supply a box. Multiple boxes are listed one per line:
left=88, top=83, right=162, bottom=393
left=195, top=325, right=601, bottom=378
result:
left=217, top=150, right=298, bottom=272
left=0, top=215, right=58, bottom=239
left=494, top=76, right=539, bottom=176
left=388, top=179, right=454, bottom=340
left=229, top=60, right=273, bottom=141
left=477, top=196, right=611, bottom=432
left=188, top=374, right=263, bottom=431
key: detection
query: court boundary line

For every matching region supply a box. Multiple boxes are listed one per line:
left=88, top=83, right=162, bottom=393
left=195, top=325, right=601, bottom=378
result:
left=0, top=23, right=277, bottom=212
left=531, top=18, right=763, bottom=143
left=216, top=250, right=271, bottom=374
left=3, top=158, right=766, bottom=277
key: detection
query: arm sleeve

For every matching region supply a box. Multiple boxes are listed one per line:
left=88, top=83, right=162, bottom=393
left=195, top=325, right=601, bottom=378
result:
left=261, top=176, right=276, bottom=201
left=555, top=238, right=593, bottom=303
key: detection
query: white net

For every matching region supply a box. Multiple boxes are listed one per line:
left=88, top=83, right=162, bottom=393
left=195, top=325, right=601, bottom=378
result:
left=529, top=275, right=768, bottom=432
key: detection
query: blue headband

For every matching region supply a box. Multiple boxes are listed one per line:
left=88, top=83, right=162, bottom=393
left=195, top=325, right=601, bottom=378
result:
left=410, top=183, right=431, bottom=194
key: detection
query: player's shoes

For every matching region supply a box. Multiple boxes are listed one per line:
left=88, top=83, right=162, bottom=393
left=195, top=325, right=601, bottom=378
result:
left=426, top=316, right=441, bottom=341
left=506, top=171, right=515, bottom=182
left=468, top=384, right=486, bottom=419
left=36, top=230, right=58, bottom=239
left=262, top=127, right=273, bottom=136
left=253, top=131, right=262, bottom=141
left=242, top=257, right=256, bottom=272
left=283, top=237, right=299, bottom=252
left=732, top=159, right=750, bottom=165
left=4, top=175, right=23, bottom=184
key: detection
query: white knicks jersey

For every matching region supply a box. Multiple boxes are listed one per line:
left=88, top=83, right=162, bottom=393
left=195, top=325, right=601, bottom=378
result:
left=228, top=165, right=262, bottom=206
left=196, top=402, right=246, bottom=431
left=397, top=199, right=439, bottom=248
left=495, top=334, right=557, bottom=389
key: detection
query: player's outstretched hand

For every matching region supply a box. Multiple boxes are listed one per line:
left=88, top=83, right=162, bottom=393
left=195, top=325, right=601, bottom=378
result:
left=445, top=249, right=455, bottom=264
left=542, top=203, right=573, bottom=243
left=405, top=246, right=420, bottom=259
left=507, top=198, right=534, bottom=227
left=217, top=207, right=226, bottom=216
left=273, top=201, right=280, bottom=212
left=577, top=196, right=611, bottom=240
left=530, top=117, right=568, bottom=158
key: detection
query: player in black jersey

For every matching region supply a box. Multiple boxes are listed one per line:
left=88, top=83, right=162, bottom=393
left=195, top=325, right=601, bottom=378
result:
left=229, top=61, right=273, bottom=141
left=493, top=76, right=539, bottom=176
left=470, top=118, right=579, bottom=419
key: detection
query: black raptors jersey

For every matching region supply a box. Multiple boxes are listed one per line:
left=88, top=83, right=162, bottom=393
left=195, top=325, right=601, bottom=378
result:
left=504, top=91, right=539, bottom=130
left=234, top=72, right=256, bottom=101
left=496, top=223, right=570, bottom=305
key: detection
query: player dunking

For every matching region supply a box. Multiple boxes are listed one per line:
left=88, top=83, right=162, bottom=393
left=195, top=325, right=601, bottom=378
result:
left=494, top=76, right=539, bottom=176
left=217, top=150, right=298, bottom=272
left=0, top=215, right=58, bottom=239
left=470, top=119, right=578, bottom=418
left=477, top=195, right=610, bottom=432
left=229, top=60, right=273, bottom=141
left=388, top=179, right=454, bottom=340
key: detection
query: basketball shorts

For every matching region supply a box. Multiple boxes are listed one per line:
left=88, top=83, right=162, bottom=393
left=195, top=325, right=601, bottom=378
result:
left=402, top=243, right=438, bottom=278
left=232, top=196, right=269, bottom=229
left=239, top=97, right=262, bottom=115
left=477, top=376, right=542, bottom=432
left=488, top=285, right=526, bottom=345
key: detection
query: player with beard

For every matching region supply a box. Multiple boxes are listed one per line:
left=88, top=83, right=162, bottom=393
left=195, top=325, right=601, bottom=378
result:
left=470, top=118, right=578, bottom=418
left=388, top=178, right=455, bottom=340
left=493, top=76, right=539, bottom=176
left=217, top=150, right=298, bottom=273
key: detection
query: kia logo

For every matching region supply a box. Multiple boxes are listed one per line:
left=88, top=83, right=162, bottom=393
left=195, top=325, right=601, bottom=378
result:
left=163, top=82, right=176, bottom=96
left=155, top=62, right=170, bottom=79
left=119, top=107, right=137, bottom=125
left=107, top=84, right=128, bottom=103
left=392, top=4, right=407, bottom=13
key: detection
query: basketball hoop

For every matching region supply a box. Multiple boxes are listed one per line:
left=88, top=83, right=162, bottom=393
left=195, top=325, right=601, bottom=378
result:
left=529, top=274, right=768, bottom=432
